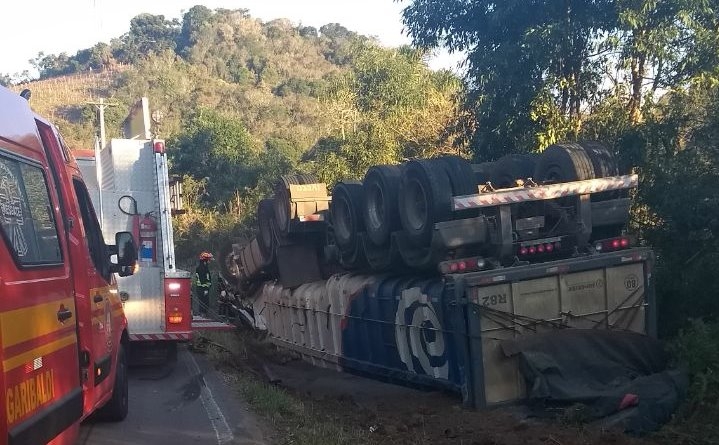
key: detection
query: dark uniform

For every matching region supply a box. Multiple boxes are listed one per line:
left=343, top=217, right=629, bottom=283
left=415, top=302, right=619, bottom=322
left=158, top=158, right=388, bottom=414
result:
left=195, top=260, right=212, bottom=316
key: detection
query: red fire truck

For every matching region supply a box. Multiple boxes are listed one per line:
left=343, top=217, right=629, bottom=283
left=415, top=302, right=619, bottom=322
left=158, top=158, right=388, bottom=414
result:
left=0, top=86, right=136, bottom=443
left=76, top=98, right=194, bottom=361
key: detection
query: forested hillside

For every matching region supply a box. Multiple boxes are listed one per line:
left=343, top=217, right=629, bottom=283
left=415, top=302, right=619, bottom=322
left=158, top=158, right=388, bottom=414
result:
left=8, top=6, right=465, bottom=263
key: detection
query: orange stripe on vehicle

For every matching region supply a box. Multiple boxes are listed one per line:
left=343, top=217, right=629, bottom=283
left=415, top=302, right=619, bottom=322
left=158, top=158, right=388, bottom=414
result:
left=3, top=333, right=77, bottom=371
left=2, top=325, right=76, bottom=358
left=0, top=297, right=76, bottom=348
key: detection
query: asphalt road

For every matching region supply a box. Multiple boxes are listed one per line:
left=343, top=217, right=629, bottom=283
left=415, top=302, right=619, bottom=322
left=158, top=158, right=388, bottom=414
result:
left=78, top=346, right=266, bottom=445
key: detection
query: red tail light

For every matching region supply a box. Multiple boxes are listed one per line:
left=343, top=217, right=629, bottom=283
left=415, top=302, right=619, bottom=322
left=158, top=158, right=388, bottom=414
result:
left=440, top=257, right=487, bottom=274
left=517, top=238, right=563, bottom=258
left=299, top=214, right=324, bottom=222
left=153, top=140, right=165, bottom=154
left=595, top=236, right=634, bottom=252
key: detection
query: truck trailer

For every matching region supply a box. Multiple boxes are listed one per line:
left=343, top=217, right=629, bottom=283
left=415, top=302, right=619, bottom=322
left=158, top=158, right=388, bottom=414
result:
left=221, top=143, right=660, bottom=408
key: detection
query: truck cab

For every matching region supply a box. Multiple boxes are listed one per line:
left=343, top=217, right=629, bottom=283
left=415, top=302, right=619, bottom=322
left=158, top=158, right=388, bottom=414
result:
left=0, top=85, right=136, bottom=444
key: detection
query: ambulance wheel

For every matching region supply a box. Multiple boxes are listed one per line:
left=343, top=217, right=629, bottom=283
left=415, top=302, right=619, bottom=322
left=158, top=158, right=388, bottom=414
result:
left=98, top=344, right=129, bottom=421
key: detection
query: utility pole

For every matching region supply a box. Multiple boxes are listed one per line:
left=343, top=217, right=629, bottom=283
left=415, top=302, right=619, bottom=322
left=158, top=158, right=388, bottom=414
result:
left=87, top=98, right=118, bottom=149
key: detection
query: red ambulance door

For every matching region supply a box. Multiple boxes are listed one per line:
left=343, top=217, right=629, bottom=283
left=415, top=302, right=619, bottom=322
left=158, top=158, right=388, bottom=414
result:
left=0, top=140, right=82, bottom=445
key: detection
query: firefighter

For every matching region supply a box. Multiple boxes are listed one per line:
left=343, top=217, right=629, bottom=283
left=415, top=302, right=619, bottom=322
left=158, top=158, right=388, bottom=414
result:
left=195, top=252, right=213, bottom=316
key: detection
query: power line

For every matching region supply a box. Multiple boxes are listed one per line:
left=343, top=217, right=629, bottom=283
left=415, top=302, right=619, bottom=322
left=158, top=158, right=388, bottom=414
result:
left=87, top=98, right=118, bottom=149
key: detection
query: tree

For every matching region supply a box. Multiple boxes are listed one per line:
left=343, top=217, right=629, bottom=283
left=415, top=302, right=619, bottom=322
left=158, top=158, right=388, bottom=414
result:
left=169, top=109, right=258, bottom=208
left=88, top=43, right=114, bottom=70
left=116, top=14, right=180, bottom=64
left=176, top=5, right=214, bottom=58
left=308, top=42, right=466, bottom=182
left=401, top=0, right=616, bottom=158
left=400, top=0, right=719, bottom=156
left=30, top=52, right=76, bottom=78
left=633, top=80, right=719, bottom=334
left=319, top=23, right=362, bottom=65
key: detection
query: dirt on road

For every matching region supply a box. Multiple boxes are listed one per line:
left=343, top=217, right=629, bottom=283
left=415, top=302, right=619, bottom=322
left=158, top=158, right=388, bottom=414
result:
left=194, top=330, right=665, bottom=445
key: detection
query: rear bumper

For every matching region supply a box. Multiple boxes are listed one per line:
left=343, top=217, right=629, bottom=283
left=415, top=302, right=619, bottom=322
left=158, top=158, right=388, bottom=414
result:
left=129, top=331, right=192, bottom=342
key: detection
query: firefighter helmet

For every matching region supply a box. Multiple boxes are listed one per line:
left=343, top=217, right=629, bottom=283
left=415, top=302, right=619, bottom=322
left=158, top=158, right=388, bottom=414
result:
left=199, top=252, right=214, bottom=261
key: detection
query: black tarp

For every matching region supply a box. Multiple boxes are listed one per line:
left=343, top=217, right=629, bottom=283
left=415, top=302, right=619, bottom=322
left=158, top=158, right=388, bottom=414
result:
left=501, top=329, right=687, bottom=435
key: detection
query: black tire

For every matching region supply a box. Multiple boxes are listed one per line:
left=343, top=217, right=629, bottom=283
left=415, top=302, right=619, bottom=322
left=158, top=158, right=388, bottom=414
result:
left=579, top=141, right=625, bottom=203
left=435, top=156, right=477, bottom=196
left=578, top=141, right=618, bottom=178
left=273, top=176, right=300, bottom=235
left=298, top=174, right=319, bottom=185
left=399, top=159, right=453, bottom=247
left=472, top=162, right=495, bottom=186
left=331, top=181, right=365, bottom=251
left=97, top=344, right=128, bottom=421
left=534, top=143, right=595, bottom=183
left=435, top=156, right=478, bottom=219
left=273, top=174, right=321, bottom=235
left=490, top=154, right=539, bottom=188
left=362, top=165, right=402, bottom=247
left=257, top=199, right=276, bottom=261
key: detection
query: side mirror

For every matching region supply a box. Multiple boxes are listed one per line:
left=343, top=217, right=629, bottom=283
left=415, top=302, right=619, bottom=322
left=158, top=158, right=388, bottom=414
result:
left=111, top=231, right=137, bottom=277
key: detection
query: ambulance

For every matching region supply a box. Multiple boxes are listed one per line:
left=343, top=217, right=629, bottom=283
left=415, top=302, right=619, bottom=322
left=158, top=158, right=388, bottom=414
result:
left=0, top=85, right=135, bottom=444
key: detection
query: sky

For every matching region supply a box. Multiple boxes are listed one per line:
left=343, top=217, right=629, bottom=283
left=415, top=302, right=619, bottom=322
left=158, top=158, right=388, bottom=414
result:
left=1, top=0, right=464, bottom=77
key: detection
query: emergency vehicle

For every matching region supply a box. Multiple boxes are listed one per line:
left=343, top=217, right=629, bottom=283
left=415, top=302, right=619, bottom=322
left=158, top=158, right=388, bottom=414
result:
left=0, top=85, right=136, bottom=444
left=76, top=98, right=193, bottom=359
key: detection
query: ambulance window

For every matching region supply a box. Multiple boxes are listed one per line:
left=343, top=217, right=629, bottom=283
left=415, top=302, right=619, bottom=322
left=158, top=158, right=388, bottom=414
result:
left=72, top=179, right=111, bottom=282
left=0, top=153, right=62, bottom=265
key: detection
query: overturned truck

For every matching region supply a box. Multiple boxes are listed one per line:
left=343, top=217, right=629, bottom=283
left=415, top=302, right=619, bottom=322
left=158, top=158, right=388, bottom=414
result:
left=221, top=142, right=666, bottom=410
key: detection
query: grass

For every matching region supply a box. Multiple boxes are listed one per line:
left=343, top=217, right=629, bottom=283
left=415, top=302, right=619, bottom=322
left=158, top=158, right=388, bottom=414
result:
left=651, top=320, right=719, bottom=445
left=192, top=330, right=369, bottom=445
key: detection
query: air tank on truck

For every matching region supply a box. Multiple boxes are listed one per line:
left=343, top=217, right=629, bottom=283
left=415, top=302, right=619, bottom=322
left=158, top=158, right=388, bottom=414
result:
left=219, top=142, right=657, bottom=408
